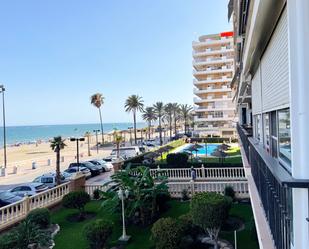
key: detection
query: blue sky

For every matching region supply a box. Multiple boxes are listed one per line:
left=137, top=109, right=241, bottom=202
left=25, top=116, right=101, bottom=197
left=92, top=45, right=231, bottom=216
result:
left=0, top=0, right=231, bottom=126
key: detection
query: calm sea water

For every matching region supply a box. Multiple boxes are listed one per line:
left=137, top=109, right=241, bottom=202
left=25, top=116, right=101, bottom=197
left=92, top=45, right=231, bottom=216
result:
left=0, top=123, right=146, bottom=146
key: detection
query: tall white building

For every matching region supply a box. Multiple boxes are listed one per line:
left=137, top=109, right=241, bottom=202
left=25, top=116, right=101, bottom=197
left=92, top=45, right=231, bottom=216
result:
left=230, top=0, right=309, bottom=249
left=192, top=32, right=237, bottom=138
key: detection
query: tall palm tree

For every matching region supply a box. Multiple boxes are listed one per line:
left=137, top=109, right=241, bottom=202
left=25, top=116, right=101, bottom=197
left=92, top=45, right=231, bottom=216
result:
left=179, top=104, right=193, bottom=134
left=90, top=93, right=105, bottom=144
left=50, top=136, right=66, bottom=185
left=142, top=107, right=157, bottom=139
left=164, top=103, right=174, bottom=140
left=172, top=103, right=180, bottom=135
left=153, top=102, right=164, bottom=145
left=113, top=129, right=123, bottom=158
left=124, top=95, right=144, bottom=145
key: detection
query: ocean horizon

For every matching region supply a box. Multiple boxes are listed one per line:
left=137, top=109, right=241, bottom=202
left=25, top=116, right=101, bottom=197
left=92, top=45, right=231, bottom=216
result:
left=0, top=122, right=147, bottom=146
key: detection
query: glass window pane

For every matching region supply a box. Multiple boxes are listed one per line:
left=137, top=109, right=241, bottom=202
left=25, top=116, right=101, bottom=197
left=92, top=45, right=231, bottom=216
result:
left=278, top=109, right=291, bottom=166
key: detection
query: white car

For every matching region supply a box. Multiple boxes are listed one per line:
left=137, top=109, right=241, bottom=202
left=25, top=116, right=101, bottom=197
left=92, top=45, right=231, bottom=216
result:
left=64, top=166, right=91, bottom=179
left=9, top=183, right=49, bottom=197
left=88, top=160, right=113, bottom=172
left=33, top=173, right=67, bottom=188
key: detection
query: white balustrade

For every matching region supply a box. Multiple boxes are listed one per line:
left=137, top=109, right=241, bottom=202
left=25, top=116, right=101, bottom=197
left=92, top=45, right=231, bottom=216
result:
left=0, top=181, right=71, bottom=231
left=85, top=185, right=109, bottom=197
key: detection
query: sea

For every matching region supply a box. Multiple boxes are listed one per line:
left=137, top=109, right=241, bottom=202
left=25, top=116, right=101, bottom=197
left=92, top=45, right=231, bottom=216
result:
left=0, top=123, right=147, bottom=146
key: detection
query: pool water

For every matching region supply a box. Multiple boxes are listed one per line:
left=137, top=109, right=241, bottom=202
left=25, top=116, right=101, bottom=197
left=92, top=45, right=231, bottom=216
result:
left=180, top=144, right=220, bottom=156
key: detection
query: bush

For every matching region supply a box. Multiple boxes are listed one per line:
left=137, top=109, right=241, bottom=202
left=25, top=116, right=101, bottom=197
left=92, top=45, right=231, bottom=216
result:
left=181, top=188, right=189, bottom=201
left=166, top=153, right=188, bottom=168
left=26, top=208, right=51, bottom=229
left=84, top=219, right=113, bottom=249
left=224, top=186, right=235, bottom=201
left=191, top=192, right=232, bottom=246
left=93, top=189, right=100, bottom=200
left=62, top=191, right=90, bottom=218
left=156, top=192, right=171, bottom=212
left=0, top=232, right=16, bottom=249
left=151, top=217, right=184, bottom=249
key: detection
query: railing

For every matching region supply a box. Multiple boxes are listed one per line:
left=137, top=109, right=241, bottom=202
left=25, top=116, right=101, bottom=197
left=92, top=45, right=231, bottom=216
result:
left=0, top=182, right=71, bottom=231
left=237, top=123, right=292, bottom=249
left=85, top=185, right=110, bottom=197
left=167, top=181, right=249, bottom=198
left=130, top=167, right=246, bottom=181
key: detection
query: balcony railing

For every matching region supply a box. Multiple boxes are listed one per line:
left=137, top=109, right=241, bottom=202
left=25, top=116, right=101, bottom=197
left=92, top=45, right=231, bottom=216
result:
left=237, top=123, right=309, bottom=249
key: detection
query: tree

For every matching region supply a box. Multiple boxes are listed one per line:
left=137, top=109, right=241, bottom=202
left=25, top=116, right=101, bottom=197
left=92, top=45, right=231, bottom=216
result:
left=124, top=95, right=144, bottom=145
left=62, top=191, right=91, bottom=220
left=153, top=102, right=164, bottom=145
left=84, top=219, right=113, bottom=249
left=84, top=131, right=92, bottom=156
left=179, top=104, right=193, bottom=134
left=91, top=93, right=105, bottom=144
left=142, top=107, right=157, bottom=139
left=190, top=192, right=232, bottom=249
left=50, top=136, right=66, bottom=185
left=164, top=103, right=174, bottom=140
left=113, top=129, right=123, bottom=158
left=172, top=103, right=180, bottom=136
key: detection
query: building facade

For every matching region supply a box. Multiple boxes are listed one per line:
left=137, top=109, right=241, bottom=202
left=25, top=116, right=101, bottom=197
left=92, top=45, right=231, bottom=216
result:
left=230, top=0, right=309, bottom=249
left=192, top=32, right=237, bottom=138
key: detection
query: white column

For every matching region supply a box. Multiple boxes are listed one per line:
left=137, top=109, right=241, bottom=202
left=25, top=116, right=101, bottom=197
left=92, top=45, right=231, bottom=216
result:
left=287, top=1, right=309, bottom=248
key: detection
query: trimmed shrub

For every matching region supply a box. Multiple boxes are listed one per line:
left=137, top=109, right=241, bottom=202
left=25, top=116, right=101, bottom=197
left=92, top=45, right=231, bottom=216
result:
left=93, top=189, right=100, bottom=200
left=84, top=219, right=113, bottom=249
left=0, top=232, right=16, bottom=249
left=166, top=153, right=188, bottom=168
left=224, top=186, right=235, bottom=201
left=151, top=217, right=184, bottom=249
left=156, top=192, right=171, bottom=213
left=181, top=188, right=189, bottom=201
left=191, top=192, right=232, bottom=246
left=62, top=191, right=90, bottom=218
left=26, top=208, right=51, bottom=229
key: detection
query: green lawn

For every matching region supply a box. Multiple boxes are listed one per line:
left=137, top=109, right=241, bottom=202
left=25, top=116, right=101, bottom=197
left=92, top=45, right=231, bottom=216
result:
left=52, top=200, right=258, bottom=249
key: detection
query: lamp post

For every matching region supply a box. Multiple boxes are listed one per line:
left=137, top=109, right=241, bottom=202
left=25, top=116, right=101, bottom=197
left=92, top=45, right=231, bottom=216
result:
left=128, top=127, right=133, bottom=145
left=0, top=85, right=6, bottom=170
left=93, top=129, right=100, bottom=154
left=118, top=188, right=131, bottom=243
left=70, top=137, right=85, bottom=171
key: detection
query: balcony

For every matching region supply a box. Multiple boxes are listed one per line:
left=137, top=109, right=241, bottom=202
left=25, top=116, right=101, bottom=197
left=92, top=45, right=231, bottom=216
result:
left=194, top=106, right=235, bottom=112
left=195, top=115, right=235, bottom=122
left=193, top=86, right=232, bottom=94
left=193, top=57, right=234, bottom=67
left=194, top=96, right=233, bottom=104
left=193, top=77, right=233, bottom=86
left=192, top=38, right=233, bottom=49
left=237, top=124, right=309, bottom=249
left=193, top=47, right=234, bottom=57
left=193, top=67, right=234, bottom=76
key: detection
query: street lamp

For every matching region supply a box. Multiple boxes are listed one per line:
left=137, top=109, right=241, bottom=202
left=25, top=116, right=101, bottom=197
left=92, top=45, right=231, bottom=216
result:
left=93, top=129, right=100, bottom=154
left=128, top=127, right=133, bottom=145
left=0, top=85, right=6, bottom=170
left=118, top=188, right=130, bottom=243
left=70, top=137, right=85, bottom=171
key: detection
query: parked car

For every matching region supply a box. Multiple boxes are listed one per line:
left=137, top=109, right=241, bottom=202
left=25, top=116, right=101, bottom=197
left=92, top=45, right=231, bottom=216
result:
left=9, top=183, right=49, bottom=197
left=0, top=191, right=23, bottom=207
left=33, top=173, right=67, bottom=188
left=103, top=155, right=125, bottom=162
left=88, top=160, right=113, bottom=172
left=68, top=162, right=101, bottom=177
left=64, top=166, right=91, bottom=179
left=110, top=146, right=142, bottom=159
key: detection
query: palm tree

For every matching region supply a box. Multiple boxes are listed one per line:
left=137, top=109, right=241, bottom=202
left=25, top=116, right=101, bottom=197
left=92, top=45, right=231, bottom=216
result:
left=50, top=136, right=66, bottom=185
left=113, top=129, right=123, bottom=158
left=124, top=95, right=144, bottom=145
left=164, top=103, right=174, bottom=140
left=90, top=93, right=105, bottom=144
left=153, top=102, right=164, bottom=145
left=142, top=107, right=157, bottom=139
left=84, top=131, right=91, bottom=156
left=172, top=103, right=180, bottom=136
left=179, top=104, right=193, bottom=134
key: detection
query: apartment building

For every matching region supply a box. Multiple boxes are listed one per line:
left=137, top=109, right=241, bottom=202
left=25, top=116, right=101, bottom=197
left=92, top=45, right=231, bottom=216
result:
left=192, top=32, right=237, bottom=138
left=229, top=0, right=309, bottom=249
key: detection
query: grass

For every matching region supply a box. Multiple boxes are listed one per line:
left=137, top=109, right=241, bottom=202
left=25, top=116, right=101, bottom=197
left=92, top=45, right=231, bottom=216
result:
left=52, top=200, right=258, bottom=249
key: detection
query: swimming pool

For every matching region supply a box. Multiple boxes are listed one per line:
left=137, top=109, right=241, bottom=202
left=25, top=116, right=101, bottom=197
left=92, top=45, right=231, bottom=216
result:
left=180, top=143, right=220, bottom=156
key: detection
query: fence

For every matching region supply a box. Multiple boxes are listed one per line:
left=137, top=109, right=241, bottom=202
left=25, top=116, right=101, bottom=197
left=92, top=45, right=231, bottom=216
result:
left=0, top=181, right=71, bottom=231
left=130, top=167, right=246, bottom=181
left=167, top=181, right=249, bottom=198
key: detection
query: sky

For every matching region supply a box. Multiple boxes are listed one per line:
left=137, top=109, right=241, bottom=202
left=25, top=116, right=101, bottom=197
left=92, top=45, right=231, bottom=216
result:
left=0, top=0, right=231, bottom=126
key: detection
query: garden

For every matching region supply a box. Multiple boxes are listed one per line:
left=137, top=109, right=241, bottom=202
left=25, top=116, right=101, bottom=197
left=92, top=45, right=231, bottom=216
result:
left=0, top=166, right=258, bottom=249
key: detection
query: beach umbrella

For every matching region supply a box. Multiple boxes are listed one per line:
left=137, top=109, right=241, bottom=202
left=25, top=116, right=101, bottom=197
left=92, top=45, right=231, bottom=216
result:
left=217, top=143, right=230, bottom=151
left=211, top=149, right=228, bottom=165
left=184, top=146, right=198, bottom=161
left=144, top=151, right=159, bottom=159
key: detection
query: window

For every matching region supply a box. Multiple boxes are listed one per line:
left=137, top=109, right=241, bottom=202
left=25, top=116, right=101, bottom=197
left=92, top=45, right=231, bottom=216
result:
left=278, top=108, right=291, bottom=166
left=263, top=114, right=270, bottom=152
left=254, top=115, right=262, bottom=142
left=270, top=111, right=278, bottom=157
